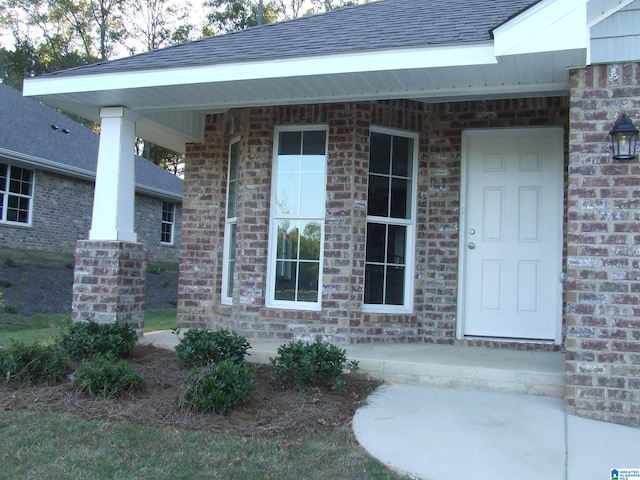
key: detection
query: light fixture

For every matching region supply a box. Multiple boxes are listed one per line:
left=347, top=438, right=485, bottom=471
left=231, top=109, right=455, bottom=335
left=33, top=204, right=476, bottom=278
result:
left=609, top=113, right=638, bottom=161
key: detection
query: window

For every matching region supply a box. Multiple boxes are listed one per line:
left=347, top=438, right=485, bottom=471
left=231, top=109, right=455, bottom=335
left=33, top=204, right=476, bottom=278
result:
left=0, top=163, right=34, bottom=225
left=161, top=201, right=175, bottom=244
left=364, top=128, right=417, bottom=312
left=267, top=127, right=327, bottom=309
left=222, top=137, right=240, bottom=304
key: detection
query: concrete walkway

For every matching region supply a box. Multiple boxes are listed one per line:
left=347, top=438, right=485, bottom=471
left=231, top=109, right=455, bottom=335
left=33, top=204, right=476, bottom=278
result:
left=141, top=331, right=640, bottom=479
left=353, top=384, right=640, bottom=480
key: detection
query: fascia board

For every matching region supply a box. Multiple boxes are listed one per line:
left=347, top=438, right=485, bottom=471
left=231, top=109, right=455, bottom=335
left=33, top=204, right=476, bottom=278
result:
left=0, top=148, right=95, bottom=180
left=493, top=0, right=589, bottom=56
left=23, top=43, right=497, bottom=97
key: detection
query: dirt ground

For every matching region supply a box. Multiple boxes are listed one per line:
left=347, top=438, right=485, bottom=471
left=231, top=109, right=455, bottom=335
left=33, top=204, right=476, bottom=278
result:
left=0, top=344, right=381, bottom=437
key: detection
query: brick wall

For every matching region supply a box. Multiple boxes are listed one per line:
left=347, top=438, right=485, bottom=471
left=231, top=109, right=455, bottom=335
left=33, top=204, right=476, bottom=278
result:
left=0, top=167, right=181, bottom=263
left=72, top=240, right=146, bottom=334
left=178, top=97, right=569, bottom=345
left=565, top=63, right=640, bottom=427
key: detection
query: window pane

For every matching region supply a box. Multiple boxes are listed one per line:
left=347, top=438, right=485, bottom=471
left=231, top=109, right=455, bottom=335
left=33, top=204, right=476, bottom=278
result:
left=277, top=220, right=299, bottom=260
left=366, top=223, right=386, bottom=262
left=367, top=175, right=389, bottom=217
left=227, top=179, right=238, bottom=218
left=390, top=178, right=409, bottom=219
left=302, top=131, right=326, bottom=155
left=297, top=262, right=319, bottom=302
left=161, top=223, right=171, bottom=243
left=385, top=266, right=405, bottom=305
left=299, top=221, right=321, bottom=260
left=370, top=132, right=391, bottom=174
left=7, top=196, right=29, bottom=223
left=364, top=264, right=384, bottom=304
left=226, top=224, right=237, bottom=297
left=0, top=164, right=6, bottom=187
left=276, top=170, right=301, bottom=215
left=300, top=171, right=325, bottom=217
left=392, top=136, right=411, bottom=176
left=387, top=225, right=406, bottom=264
left=9, top=167, right=32, bottom=195
left=275, top=261, right=297, bottom=301
left=279, top=131, right=302, bottom=155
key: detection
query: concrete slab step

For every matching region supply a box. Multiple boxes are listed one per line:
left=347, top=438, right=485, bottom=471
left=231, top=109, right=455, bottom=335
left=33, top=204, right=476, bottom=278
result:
left=142, top=332, right=565, bottom=397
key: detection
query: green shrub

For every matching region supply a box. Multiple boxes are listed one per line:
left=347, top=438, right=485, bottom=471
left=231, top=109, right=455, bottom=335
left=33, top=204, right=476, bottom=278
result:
left=175, top=328, right=250, bottom=368
left=0, top=340, right=69, bottom=385
left=73, top=354, right=144, bottom=398
left=0, top=291, right=4, bottom=315
left=57, top=320, right=138, bottom=360
left=269, top=340, right=358, bottom=392
left=179, top=359, right=256, bottom=414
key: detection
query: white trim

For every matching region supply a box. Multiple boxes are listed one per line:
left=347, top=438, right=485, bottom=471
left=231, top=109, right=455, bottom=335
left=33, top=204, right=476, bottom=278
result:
left=23, top=43, right=497, bottom=97
left=362, top=125, right=418, bottom=315
left=266, top=124, right=328, bottom=311
left=493, top=0, right=589, bottom=57
left=457, top=127, right=564, bottom=344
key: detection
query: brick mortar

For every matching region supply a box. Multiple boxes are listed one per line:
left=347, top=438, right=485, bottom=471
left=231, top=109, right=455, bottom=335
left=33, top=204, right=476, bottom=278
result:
left=565, top=63, right=640, bottom=427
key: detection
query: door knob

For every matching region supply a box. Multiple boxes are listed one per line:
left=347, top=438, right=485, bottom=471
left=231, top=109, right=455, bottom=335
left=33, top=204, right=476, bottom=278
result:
left=467, top=242, right=475, bottom=249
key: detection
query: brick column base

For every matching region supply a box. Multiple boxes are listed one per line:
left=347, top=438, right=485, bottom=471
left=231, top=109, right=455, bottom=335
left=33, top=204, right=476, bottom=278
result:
left=72, top=240, right=147, bottom=335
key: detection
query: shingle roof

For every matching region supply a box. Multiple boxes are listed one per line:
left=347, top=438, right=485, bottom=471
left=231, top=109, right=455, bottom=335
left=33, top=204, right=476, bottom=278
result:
left=0, top=84, right=183, bottom=199
left=48, top=0, right=538, bottom=77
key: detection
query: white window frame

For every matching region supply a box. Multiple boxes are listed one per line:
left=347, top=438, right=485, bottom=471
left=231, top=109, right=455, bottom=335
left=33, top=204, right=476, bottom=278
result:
left=221, top=136, right=240, bottom=305
left=161, top=201, right=175, bottom=245
left=266, top=125, right=328, bottom=311
left=0, top=163, right=34, bottom=227
left=363, top=126, right=418, bottom=314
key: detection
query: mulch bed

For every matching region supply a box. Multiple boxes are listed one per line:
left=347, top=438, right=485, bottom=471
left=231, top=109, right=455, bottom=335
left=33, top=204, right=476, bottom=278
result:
left=0, top=344, right=382, bottom=437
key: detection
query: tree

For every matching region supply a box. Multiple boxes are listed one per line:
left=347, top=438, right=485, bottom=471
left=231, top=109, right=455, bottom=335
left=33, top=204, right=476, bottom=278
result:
left=123, top=0, right=194, bottom=53
left=202, top=0, right=277, bottom=35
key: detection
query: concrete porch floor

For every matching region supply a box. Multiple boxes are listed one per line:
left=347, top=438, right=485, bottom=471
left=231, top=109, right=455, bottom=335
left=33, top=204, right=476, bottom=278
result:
left=141, top=331, right=565, bottom=397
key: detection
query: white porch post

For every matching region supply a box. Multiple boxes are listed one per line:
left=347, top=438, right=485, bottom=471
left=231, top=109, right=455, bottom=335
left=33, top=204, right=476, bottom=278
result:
left=89, top=106, right=138, bottom=241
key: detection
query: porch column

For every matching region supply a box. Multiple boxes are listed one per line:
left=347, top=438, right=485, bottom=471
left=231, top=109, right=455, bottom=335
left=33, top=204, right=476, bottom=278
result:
left=90, top=107, right=137, bottom=242
left=71, top=106, right=146, bottom=334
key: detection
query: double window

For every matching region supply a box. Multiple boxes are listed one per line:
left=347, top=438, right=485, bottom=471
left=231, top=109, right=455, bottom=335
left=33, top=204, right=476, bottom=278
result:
left=364, top=128, right=417, bottom=312
left=0, top=163, right=34, bottom=225
left=267, top=126, right=327, bottom=309
left=161, top=201, right=175, bottom=245
left=222, top=137, right=240, bottom=304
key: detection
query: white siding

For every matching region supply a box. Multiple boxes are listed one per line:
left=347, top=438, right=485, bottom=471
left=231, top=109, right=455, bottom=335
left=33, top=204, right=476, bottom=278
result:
left=590, top=0, right=640, bottom=63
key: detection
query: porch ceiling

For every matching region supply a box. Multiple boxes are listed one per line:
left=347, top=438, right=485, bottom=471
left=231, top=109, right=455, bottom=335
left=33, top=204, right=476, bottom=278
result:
left=24, top=48, right=585, bottom=154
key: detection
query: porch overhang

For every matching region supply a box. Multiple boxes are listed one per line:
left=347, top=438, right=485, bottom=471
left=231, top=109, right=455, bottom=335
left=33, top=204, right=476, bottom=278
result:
left=22, top=0, right=590, bottom=154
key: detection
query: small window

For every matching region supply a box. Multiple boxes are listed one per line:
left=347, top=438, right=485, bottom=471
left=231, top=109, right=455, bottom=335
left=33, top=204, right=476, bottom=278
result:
left=364, top=128, right=417, bottom=312
left=267, top=126, right=327, bottom=309
left=161, top=201, right=175, bottom=244
left=0, top=163, right=34, bottom=225
left=222, top=137, right=240, bottom=304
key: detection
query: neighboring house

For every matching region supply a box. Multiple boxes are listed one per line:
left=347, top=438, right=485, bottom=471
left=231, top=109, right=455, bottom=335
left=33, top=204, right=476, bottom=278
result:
left=22, top=0, right=640, bottom=427
left=0, top=84, right=183, bottom=262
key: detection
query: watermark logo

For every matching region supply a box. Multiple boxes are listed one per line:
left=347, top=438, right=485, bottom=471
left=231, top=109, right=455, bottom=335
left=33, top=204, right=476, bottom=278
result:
left=612, top=469, right=640, bottom=480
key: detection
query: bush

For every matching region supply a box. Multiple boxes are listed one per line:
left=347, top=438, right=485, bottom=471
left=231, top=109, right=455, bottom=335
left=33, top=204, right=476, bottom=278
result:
left=73, top=354, right=144, bottom=398
left=57, top=320, right=138, bottom=360
left=179, top=359, right=256, bottom=414
left=269, top=340, right=358, bottom=392
left=175, top=328, right=250, bottom=368
left=0, top=340, right=69, bottom=385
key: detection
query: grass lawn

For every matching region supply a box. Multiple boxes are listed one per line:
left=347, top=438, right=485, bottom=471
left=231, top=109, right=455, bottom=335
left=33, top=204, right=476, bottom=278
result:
left=0, top=309, right=177, bottom=346
left=0, top=411, right=404, bottom=480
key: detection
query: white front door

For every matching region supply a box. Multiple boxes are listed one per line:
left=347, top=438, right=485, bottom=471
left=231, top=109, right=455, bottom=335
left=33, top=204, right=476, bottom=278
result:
left=458, top=128, right=563, bottom=341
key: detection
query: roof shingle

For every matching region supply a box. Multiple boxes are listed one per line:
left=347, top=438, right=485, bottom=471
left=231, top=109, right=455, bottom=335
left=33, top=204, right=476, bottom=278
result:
left=48, top=0, right=538, bottom=77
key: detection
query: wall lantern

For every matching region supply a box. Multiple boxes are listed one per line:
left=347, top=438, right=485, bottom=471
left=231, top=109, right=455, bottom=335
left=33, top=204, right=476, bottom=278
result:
left=609, top=113, right=638, bottom=161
